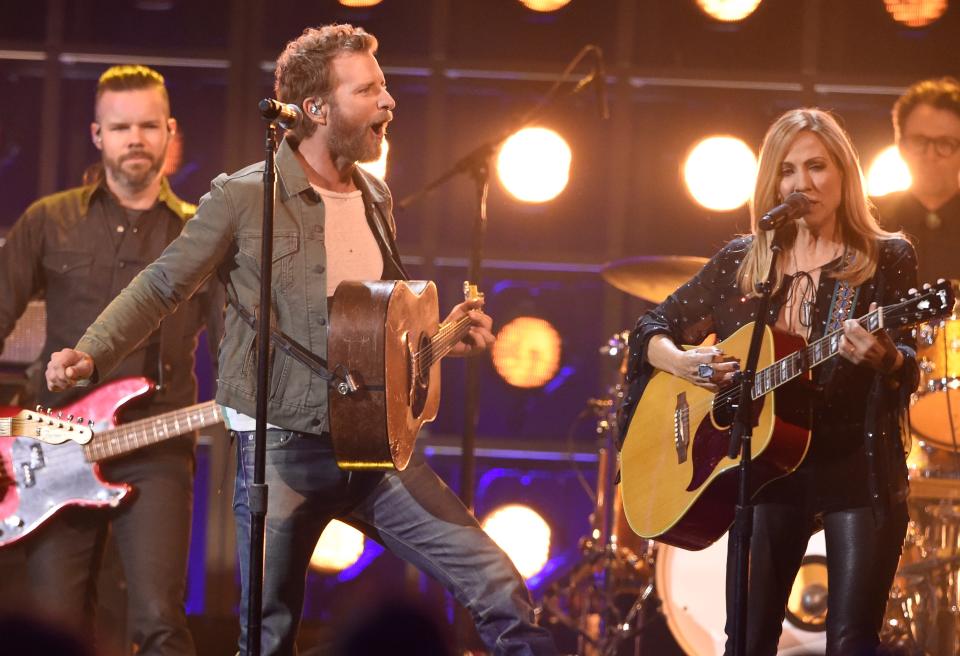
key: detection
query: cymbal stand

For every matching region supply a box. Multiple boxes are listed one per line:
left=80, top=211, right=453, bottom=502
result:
left=540, top=389, right=657, bottom=656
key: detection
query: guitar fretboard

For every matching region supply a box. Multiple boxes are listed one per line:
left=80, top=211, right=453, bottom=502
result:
left=751, top=308, right=883, bottom=399
left=83, top=401, right=223, bottom=462
left=416, top=314, right=473, bottom=371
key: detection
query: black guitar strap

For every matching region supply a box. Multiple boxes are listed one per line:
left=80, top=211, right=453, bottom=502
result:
left=219, top=271, right=357, bottom=396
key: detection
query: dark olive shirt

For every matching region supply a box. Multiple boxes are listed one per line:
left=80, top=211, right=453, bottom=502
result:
left=0, top=178, right=222, bottom=450
left=874, top=190, right=960, bottom=285
left=620, top=236, right=919, bottom=515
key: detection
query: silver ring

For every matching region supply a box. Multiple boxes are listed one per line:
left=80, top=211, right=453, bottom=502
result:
left=697, top=363, right=715, bottom=379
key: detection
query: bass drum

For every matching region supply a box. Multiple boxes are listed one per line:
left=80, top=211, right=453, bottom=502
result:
left=656, top=532, right=827, bottom=655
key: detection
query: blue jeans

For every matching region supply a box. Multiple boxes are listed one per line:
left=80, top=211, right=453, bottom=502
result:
left=233, top=429, right=557, bottom=656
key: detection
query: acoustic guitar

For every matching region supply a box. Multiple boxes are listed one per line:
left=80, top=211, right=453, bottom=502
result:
left=329, top=280, right=481, bottom=471
left=620, top=281, right=954, bottom=550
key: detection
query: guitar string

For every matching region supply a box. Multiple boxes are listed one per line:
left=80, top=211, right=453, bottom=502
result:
left=8, top=404, right=222, bottom=472
left=415, top=315, right=473, bottom=372
left=19, top=409, right=221, bottom=473
left=86, top=403, right=222, bottom=460
left=669, top=294, right=929, bottom=426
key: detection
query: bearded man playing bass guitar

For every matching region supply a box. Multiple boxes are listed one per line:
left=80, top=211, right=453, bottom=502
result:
left=46, top=23, right=556, bottom=656
left=618, top=108, right=921, bottom=656
left=0, top=65, right=223, bottom=655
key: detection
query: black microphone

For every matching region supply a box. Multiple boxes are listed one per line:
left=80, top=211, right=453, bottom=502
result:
left=258, top=98, right=301, bottom=129
left=593, top=47, right=609, bottom=120
left=758, top=192, right=811, bottom=231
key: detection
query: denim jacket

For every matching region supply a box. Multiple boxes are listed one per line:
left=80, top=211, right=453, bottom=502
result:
left=77, top=137, right=405, bottom=433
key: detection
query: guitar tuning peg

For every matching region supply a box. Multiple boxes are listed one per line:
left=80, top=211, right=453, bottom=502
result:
left=45, top=407, right=52, bottom=415
left=35, top=405, right=42, bottom=412
left=57, top=411, right=62, bottom=419
left=923, top=282, right=931, bottom=290
left=87, top=419, right=94, bottom=427
left=908, top=288, right=918, bottom=296
left=67, top=414, right=74, bottom=421
left=76, top=417, right=84, bottom=425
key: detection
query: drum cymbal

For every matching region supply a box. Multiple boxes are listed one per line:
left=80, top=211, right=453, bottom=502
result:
left=601, top=255, right=709, bottom=304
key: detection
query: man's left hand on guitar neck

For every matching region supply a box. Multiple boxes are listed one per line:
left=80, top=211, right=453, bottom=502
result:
left=443, top=298, right=495, bottom=357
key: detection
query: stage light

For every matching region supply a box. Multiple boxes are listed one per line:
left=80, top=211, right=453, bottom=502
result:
left=867, top=145, right=912, bottom=197
left=308, top=520, right=366, bottom=572
left=683, top=136, right=757, bottom=212
left=357, top=138, right=389, bottom=180
left=491, top=316, right=562, bottom=389
left=884, top=0, right=948, bottom=27
left=517, top=0, right=572, bottom=11
left=496, top=127, right=571, bottom=203
left=696, top=0, right=763, bottom=22
left=481, top=504, right=551, bottom=579
left=339, top=0, right=384, bottom=7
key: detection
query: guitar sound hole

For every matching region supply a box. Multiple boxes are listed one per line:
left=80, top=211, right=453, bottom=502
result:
left=411, top=333, right=431, bottom=417
left=713, top=388, right=739, bottom=428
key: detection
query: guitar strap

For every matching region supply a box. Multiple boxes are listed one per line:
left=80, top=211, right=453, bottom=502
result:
left=825, top=252, right=860, bottom=332
left=825, top=279, right=859, bottom=331
left=219, top=271, right=358, bottom=396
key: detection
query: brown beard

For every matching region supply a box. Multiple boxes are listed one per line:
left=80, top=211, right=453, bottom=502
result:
left=103, top=148, right=166, bottom=192
left=326, top=103, right=381, bottom=164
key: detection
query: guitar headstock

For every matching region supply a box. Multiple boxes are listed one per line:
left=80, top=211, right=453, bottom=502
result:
left=463, top=281, right=484, bottom=304
left=1, top=409, right=94, bottom=445
left=883, top=279, right=956, bottom=328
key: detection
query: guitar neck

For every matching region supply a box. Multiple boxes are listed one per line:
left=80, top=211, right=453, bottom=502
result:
left=418, top=315, right=473, bottom=370
left=751, top=307, right=884, bottom=399
left=83, top=401, right=223, bottom=462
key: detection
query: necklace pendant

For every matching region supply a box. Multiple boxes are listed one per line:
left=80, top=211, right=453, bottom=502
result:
left=800, top=299, right=814, bottom=327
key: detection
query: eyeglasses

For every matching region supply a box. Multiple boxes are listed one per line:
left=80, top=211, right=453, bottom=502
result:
left=901, top=134, right=960, bottom=158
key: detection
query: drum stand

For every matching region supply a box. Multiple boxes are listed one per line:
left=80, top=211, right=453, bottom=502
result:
left=540, top=393, right=658, bottom=656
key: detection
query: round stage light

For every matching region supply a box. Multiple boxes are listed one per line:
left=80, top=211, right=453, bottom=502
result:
left=491, top=316, right=562, bottom=389
left=309, top=520, right=366, bottom=572
left=867, top=144, right=912, bottom=197
left=683, top=136, right=757, bottom=212
left=517, top=0, right=572, bottom=11
left=884, top=0, right=948, bottom=27
left=481, top=504, right=551, bottom=579
left=696, top=0, right=763, bottom=22
left=357, top=138, right=389, bottom=180
left=496, top=127, right=571, bottom=203
left=339, top=0, right=384, bottom=7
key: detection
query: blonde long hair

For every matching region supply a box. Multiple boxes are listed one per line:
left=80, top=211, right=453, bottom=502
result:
left=737, top=108, right=900, bottom=296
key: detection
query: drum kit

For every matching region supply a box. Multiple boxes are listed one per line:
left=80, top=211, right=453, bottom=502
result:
left=539, top=257, right=960, bottom=656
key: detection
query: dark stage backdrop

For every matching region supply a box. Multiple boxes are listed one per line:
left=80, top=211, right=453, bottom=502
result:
left=0, top=0, right=957, bottom=650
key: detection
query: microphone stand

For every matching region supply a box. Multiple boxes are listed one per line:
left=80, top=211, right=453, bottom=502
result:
left=246, top=114, right=281, bottom=656
left=727, top=226, right=785, bottom=656
left=396, top=44, right=607, bottom=512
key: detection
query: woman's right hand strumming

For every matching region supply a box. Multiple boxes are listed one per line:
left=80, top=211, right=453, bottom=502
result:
left=646, top=334, right=740, bottom=392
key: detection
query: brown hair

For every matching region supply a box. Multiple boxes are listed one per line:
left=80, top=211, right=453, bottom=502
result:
left=94, top=64, right=169, bottom=119
left=274, top=24, right=378, bottom=141
left=892, top=76, right=960, bottom=141
left=737, top=108, right=901, bottom=296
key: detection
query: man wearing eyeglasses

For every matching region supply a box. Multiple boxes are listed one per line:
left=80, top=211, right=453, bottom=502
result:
left=875, top=77, right=960, bottom=284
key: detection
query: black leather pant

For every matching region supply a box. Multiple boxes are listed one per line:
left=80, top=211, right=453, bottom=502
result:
left=724, top=501, right=908, bottom=656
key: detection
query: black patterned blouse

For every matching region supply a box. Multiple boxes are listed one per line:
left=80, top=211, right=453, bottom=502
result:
left=619, top=235, right=920, bottom=516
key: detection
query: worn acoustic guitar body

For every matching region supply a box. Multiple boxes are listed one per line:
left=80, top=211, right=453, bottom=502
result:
left=328, top=280, right=443, bottom=471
